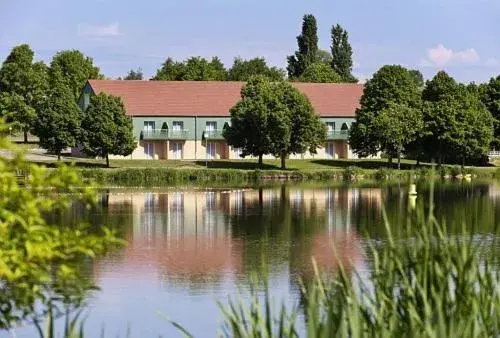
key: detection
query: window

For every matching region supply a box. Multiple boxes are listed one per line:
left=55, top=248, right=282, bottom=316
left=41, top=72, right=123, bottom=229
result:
left=326, top=122, right=335, bottom=132
left=144, top=121, right=155, bottom=132
left=205, top=121, right=217, bottom=131
left=172, top=121, right=184, bottom=131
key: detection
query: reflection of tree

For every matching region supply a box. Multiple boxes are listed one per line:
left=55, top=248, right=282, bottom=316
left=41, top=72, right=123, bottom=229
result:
left=61, top=183, right=500, bottom=296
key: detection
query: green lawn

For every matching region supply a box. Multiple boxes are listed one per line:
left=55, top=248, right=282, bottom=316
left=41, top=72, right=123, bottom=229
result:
left=31, top=157, right=426, bottom=170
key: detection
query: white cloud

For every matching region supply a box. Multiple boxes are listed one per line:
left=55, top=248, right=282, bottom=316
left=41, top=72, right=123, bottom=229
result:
left=77, top=22, right=121, bottom=38
left=421, top=44, right=480, bottom=67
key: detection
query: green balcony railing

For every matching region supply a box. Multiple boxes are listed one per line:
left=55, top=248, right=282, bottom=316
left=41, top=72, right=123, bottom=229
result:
left=202, top=130, right=225, bottom=140
left=326, top=130, right=349, bottom=140
left=141, top=129, right=189, bottom=140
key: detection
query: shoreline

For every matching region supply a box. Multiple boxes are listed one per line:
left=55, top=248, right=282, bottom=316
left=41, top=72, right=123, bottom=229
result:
left=78, top=166, right=500, bottom=187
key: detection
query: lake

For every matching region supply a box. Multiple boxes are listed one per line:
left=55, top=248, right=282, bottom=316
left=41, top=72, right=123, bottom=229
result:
left=4, top=181, right=500, bottom=337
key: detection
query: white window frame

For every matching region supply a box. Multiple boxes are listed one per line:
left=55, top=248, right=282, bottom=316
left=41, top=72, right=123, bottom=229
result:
left=172, top=121, right=184, bottom=131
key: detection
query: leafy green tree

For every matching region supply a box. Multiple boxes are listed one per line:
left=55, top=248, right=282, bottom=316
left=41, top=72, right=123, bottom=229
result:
left=80, top=93, right=136, bottom=167
left=224, top=77, right=326, bottom=169
left=0, top=44, right=49, bottom=142
left=298, top=62, right=342, bottom=83
left=0, top=119, right=122, bottom=330
left=123, top=68, right=144, bottom=80
left=49, top=50, right=101, bottom=101
left=224, top=76, right=273, bottom=167
left=349, top=65, right=421, bottom=158
left=373, top=103, right=423, bottom=169
left=152, top=56, right=227, bottom=81
left=182, top=56, right=227, bottom=81
left=330, top=24, right=356, bottom=83
left=152, top=57, right=186, bottom=80
left=227, top=57, right=285, bottom=81
left=481, top=75, right=500, bottom=149
left=34, top=87, right=80, bottom=160
left=276, top=81, right=326, bottom=169
left=287, top=14, right=319, bottom=79
left=454, top=86, right=493, bottom=165
left=315, top=49, right=333, bottom=65
left=409, top=69, right=424, bottom=88
left=421, top=72, right=493, bottom=165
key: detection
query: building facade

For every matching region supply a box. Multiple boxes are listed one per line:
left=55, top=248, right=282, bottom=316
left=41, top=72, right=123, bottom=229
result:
left=77, top=80, right=363, bottom=160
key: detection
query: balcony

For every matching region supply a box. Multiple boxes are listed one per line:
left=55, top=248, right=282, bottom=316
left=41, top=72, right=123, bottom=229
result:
left=326, top=130, right=349, bottom=140
left=202, top=130, right=225, bottom=140
left=141, top=129, right=189, bottom=140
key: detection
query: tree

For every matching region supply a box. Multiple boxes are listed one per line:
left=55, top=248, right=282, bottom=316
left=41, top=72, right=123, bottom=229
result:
left=80, top=93, right=136, bottom=167
left=34, top=87, right=80, bottom=160
left=373, top=103, right=423, bottom=169
left=152, top=57, right=185, bottom=80
left=224, top=76, right=273, bottom=167
left=421, top=72, right=493, bottom=165
left=481, top=75, right=500, bottom=149
left=275, top=81, right=326, bottom=169
left=316, top=49, right=333, bottom=65
left=409, top=69, right=424, bottom=88
left=224, top=76, right=326, bottom=169
left=227, top=57, right=285, bottom=81
left=152, top=56, right=227, bottom=81
left=298, top=62, right=342, bottom=83
left=182, top=56, right=227, bottom=81
left=349, top=65, right=421, bottom=158
left=0, top=44, right=49, bottom=142
left=330, top=24, right=356, bottom=83
left=0, top=119, right=122, bottom=330
left=287, top=14, right=319, bottom=79
left=123, top=68, right=144, bottom=80
left=49, top=50, right=101, bottom=101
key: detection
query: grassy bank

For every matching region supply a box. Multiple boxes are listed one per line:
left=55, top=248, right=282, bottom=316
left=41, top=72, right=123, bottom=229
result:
left=77, top=165, right=500, bottom=187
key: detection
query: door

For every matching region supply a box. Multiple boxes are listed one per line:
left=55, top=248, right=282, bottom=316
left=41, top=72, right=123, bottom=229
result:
left=326, top=142, right=335, bottom=159
left=144, top=142, right=154, bottom=159
left=207, top=142, right=216, bottom=160
left=172, top=142, right=182, bottom=160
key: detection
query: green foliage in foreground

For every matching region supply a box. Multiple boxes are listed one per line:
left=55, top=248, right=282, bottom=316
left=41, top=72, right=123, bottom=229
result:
left=172, top=185, right=500, bottom=337
left=0, top=120, right=123, bottom=332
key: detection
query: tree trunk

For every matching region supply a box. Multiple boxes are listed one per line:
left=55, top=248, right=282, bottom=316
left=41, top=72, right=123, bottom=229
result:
left=280, top=151, right=286, bottom=170
left=57, top=152, right=61, bottom=161
left=388, top=156, right=393, bottom=165
left=461, top=156, right=465, bottom=169
left=258, top=154, right=263, bottom=169
left=397, top=152, right=401, bottom=170
left=106, top=154, right=110, bottom=168
left=416, top=156, right=420, bottom=167
left=23, top=131, right=28, bottom=143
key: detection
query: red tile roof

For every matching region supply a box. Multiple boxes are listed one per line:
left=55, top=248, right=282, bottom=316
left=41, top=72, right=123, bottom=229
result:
left=88, top=80, right=363, bottom=117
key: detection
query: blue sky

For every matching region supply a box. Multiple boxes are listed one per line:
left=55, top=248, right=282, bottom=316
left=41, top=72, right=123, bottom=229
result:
left=1, top=0, right=499, bottom=83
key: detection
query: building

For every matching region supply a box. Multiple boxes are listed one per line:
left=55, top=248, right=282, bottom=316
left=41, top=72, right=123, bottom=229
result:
left=77, top=80, right=363, bottom=160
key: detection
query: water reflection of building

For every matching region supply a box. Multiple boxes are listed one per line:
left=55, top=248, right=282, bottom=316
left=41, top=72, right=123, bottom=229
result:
left=98, top=187, right=381, bottom=285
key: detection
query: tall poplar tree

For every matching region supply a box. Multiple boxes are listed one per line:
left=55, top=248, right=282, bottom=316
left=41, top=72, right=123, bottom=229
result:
left=287, top=14, right=319, bottom=79
left=330, top=24, right=356, bottom=83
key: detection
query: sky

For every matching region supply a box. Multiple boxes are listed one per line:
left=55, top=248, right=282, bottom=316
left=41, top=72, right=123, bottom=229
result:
left=1, top=0, right=499, bottom=83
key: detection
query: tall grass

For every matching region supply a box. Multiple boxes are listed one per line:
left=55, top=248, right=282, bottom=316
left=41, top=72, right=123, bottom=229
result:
left=171, top=183, right=500, bottom=337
